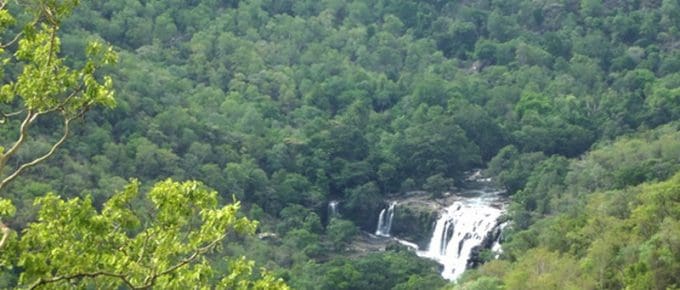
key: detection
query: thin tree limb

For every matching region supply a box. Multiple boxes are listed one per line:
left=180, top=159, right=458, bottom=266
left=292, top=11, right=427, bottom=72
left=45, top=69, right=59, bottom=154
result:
left=0, top=115, right=70, bottom=191
left=143, top=234, right=226, bottom=288
left=0, top=221, right=9, bottom=249
left=0, top=110, right=24, bottom=121
left=0, top=110, right=35, bottom=173
left=0, top=91, right=88, bottom=192
left=46, top=22, right=57, bottom=68
left=29, top=234, right=228, bottom=289
left=28, top=271, right=138, bottom=290
left=136, top=229, right=151, bottom=264
left=0, top=31, right=23, bottom=49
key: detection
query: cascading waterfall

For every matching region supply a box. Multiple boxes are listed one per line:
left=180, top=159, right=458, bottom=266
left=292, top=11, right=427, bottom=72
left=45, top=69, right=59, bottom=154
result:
left=328, top=200, right=339, bottom=218
left=491, top=221, right=509, bottom=258
left=419, top=189, right=505, bottom=281
left=366, top=170, right=506, bottom=281
left=375, top=202, right=397, bottom=237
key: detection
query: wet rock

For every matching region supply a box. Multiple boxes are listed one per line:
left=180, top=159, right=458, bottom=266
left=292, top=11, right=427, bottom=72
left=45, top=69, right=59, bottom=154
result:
left=466, top=222, right=504, bottom=269
left=390, top=201, right=439, bottom=248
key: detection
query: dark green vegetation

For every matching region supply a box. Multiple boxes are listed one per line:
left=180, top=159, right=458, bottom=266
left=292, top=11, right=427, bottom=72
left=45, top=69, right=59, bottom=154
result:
left=1, top=0, right=679, bottom=288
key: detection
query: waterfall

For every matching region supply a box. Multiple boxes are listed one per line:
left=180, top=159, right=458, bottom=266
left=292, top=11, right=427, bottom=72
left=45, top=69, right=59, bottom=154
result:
left=418, top=190, right=505, bottom=281
left=375, top=202, right=397, bottom=237
left=366, top=170, right=507, bottom=281
left=491, top=222, right=509, bottom=258
left=328, top=200, right=339, bottom=218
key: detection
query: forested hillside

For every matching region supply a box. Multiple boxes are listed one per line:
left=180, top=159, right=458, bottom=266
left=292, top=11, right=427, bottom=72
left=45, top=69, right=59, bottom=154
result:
left=1, top=0, right=679, bottom=288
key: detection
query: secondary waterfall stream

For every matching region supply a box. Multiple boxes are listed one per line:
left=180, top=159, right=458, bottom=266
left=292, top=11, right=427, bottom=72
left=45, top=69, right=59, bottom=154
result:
left=375, top=201, right=397, bottom=237
left=328, top=200, right=339, bottom=218
left=372, top=171, right=507, bottom=281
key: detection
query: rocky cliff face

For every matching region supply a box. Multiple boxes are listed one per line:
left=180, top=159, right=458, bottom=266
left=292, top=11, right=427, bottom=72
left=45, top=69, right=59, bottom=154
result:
left=388, top=192, right=458, bottom=249
left=391, top=203, right=438, bottom=248
left=466, top=221, right=505, bottom=268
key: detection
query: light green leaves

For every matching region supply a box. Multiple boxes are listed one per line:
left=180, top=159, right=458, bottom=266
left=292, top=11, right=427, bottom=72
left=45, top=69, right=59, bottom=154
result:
left=0, top=0, right=117, bottom=194
left=220, top=257, right=290, bottom=290
left=0, top=198, right=14, bottom=217
left=17, top=179, right=282, bottom=289
left=0, top=0, right=116, bottom=114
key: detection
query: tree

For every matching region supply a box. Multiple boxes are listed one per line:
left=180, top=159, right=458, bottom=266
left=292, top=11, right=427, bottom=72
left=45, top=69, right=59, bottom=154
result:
left=326, top=218, right=357, bottom=251
left=11, top=179, right=287, bottom=289
left=503, top=247, right=593, bottom=290
left=0, top=0, right=115, bottom=249
left=487, top=145, right=546, bottom=195
left=0, top=2, right=288, bottom=288
left=423, top=173, right=455, bottom=198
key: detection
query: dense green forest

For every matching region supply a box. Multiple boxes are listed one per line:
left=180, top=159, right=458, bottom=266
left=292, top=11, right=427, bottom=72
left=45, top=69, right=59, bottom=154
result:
left=0, top=0, right=679, bottom=288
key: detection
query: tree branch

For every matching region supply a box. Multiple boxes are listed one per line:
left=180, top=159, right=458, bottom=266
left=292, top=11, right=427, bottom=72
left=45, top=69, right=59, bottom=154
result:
left=0, top=110, right=24, bottom=123
left=28, top=271, right=138, bottom=290
left=0, top=221, right=9, bottom=249
left=0, top=115, right=70, bottom=191
left=29, top=234, right=228, bottom=289
left=46, top=23, right=57, bottom=68
left=0, top=31, right=23, bottom=49
left=0, top=110, right=36, bottom=173
left=159, top=235, right=223, bottom=277
left=136, top=229, right=151, bottom=264
left=0, top=84, right=85, bottom=194
left=142, top=234, right=226, bottom=288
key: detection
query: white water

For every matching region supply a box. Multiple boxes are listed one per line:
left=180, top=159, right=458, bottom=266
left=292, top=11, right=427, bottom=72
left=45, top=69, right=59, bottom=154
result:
left=418, top=190, right=504, bottom=281
left=375, top=201, right=397, bottom=237
left=491, top=221, right=509, bottom=258
left=328, top=200, right=339, bottom=218
left=370, top=171, right=507, bottom=280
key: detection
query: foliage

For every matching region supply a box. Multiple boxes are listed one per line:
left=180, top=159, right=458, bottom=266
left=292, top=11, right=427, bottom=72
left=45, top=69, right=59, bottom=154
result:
left=13, top=179, right=286, bottom=289
left=0, top=0, right=679, bottom=287
left=287, top=250, right=445, bottom=290
left=0, top=0, right=115, bottom=191
left=0, top=1, right=287, bottom=288
left=462, top=147, right=680, bottom=289
left=325, top=218, right=357, bottom=250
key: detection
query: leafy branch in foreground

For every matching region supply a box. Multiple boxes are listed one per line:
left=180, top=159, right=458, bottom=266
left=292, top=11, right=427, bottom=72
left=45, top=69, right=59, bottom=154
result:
left=0, top=0, right=115, bottom=248
left=17, top=179, right=288, bottom=289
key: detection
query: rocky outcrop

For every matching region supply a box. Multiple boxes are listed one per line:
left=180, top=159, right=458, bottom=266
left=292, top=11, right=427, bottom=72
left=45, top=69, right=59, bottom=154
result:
left=388, top=192, right=457, bottom=249
left=391, top=205, right=438, bottom=248
left=466, top=221, right=505, bottom=269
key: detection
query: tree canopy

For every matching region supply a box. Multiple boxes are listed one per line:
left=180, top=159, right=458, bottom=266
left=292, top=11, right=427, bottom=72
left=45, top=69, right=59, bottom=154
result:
left=0, top=0, right=679, bottom=288
left=0, top=1, right=286, bottom=288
